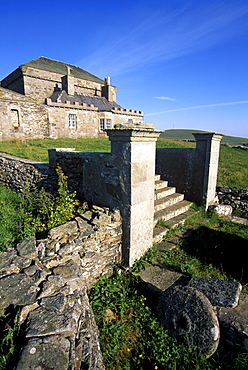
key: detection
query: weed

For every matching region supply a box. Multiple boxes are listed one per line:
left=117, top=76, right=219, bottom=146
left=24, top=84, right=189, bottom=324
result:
left=0, top=166, right=80, bottom=251
left=132, top=244, right=159, bottom=272
left=90, top=271, right=212, bottom=370
left=0, top=308, right=22, bottom=370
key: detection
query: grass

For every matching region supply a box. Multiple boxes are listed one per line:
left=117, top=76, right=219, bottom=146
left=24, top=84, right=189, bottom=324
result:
left=0, top=307, right=23, bottom=370
left=1, top=137, right=247, bottom=188
left=218, top=145, right=248, bottom=188
left=0, top=185, right=29, bottom=250
left=154, top=209, right=248, bottom=289
left=159, top=129, right=248, bottom=146
left=90, top=210, right=248, bottom=370
left=0, top=138, right=111, bottom=162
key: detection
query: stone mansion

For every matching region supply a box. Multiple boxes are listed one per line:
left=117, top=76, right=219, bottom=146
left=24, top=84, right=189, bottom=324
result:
left=0, top=57, right=144, bottom=140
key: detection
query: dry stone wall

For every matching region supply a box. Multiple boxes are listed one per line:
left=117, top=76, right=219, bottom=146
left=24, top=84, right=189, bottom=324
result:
left=0, top=205, right=122, bottom=369
left=0, top=153, right=50, bottom=193
left=216, top=185, right=248, bottom=218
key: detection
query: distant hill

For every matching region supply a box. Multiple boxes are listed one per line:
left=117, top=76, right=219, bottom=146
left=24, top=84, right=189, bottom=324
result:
left=159, top=129, right=248, bottom=145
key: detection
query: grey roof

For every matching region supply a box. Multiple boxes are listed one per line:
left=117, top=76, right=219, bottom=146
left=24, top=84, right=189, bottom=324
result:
left=50, top=90, right=123, bottom=112
left=20, top=57, right=105, bottom=84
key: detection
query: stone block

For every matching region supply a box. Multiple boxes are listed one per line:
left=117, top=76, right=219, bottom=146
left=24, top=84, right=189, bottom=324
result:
left=15, top=336, right=70, bottom=370
left=209, top=204, right=233, bottom=216
left=217, top=293, right=248, bottom=351
left=0, top=273, right=40, bottom=315
left=16, top=236, right=38, bottom=259
left=131, top=141, right=156, bottom=163
left=187, top=277, right=241, bottom=308
left=156, top=285, right=220, bottom=358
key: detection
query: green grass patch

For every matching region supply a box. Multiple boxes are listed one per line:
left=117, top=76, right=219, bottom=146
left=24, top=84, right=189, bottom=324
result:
left=0, top=138, right=111, bottom=162
left=0, top=185, right=30, bottom=250
left=159, top=129, right=248, bottom=146
left=145, top=211, right=248, bottom=290
left=218, top=146, right=248, bottom=188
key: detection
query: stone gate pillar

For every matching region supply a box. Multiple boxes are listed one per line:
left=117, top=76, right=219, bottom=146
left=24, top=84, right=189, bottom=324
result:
left=107, top=124, right=161, bottom=266
left=193, top=132, right=223, bottom=210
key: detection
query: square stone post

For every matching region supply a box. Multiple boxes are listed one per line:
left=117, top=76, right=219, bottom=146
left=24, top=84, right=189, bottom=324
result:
left=193, top=132, right=223, bottom=210
left=106, top=124, right=161, bottom=266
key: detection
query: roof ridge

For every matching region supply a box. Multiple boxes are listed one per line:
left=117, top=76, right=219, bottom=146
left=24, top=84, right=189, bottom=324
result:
left=20, top=57, right=105, bottom=84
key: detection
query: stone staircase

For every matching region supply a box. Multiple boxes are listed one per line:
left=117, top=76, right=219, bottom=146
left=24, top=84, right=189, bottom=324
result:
left=153, top=174, right=196, bottom=242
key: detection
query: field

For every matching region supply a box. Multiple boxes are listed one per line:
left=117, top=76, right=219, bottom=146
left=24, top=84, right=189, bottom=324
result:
left=159, top=129, right=248, bottom=146
left=0, top=136, right=247, bottom=188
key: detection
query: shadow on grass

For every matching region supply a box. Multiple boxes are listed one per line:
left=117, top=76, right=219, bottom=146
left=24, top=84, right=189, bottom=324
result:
left=181, top=226, right=248, bottom=284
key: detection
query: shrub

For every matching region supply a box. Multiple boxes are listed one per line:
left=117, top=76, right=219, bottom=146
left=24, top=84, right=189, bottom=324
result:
left=0, top=166, right=80, bottom=251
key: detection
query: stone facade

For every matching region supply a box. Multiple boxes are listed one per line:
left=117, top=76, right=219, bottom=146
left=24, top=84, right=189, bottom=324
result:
left=0, top=57, right=143, bottom=140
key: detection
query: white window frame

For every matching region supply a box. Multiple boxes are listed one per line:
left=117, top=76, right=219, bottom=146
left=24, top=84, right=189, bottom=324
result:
left=99, top=118, right=112, bottom=131
left=68, top=113, right=77, bottom=128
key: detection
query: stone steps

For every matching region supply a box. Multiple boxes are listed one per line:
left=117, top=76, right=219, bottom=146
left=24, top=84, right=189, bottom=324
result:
left=154, top=200, right=192, bottom=225
left=155, top=186, right=176, bottom=200
left=153, top=175, right=194, bottom=242
left=153, top=210, right=197, bottom=243
left=155, top=179, right=169, bottom=190
left=154, top=193, right=184, bottom=212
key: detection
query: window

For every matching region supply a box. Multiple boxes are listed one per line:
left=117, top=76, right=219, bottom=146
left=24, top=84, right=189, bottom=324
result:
left=11, top=109, right=20, bottom=128
left=100, top=118, right=105, bottom=131
left=99, top=118, right=111, bottom=131
left=106, top=119, right=111, bottom=129
left=68, top=114, right=77, bottom=128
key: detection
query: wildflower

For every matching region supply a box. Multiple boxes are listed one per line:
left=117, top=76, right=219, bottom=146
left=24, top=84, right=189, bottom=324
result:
left=154, top=366, right=158, bottom=369
left=139, top=354, right=143, bottom=358
left=127, top=348, right=131, bottom=352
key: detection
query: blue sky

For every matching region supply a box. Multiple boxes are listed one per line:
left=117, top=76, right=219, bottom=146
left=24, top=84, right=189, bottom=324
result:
left=1, top=0, right=248, bottom=138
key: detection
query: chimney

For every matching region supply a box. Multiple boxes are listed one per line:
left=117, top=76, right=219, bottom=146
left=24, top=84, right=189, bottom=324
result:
left=105, top=76, right=111, bottom=85
left=102, top=76, right=117, bottom=102
left=61, top=67, right=74, bottom=95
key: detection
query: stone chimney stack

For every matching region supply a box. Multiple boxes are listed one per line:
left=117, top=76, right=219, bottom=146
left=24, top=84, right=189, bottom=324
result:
left=61, top=66, right=74, bottom=95
left=102, top=76, right=117, bottom=102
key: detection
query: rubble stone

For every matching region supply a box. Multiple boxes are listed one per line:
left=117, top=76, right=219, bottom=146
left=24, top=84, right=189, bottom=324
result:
left=0, top=273, right=40, bottom=315
left=16, top=236, right=38, bottom=259
left=15, top=335, right=70, bottom=370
